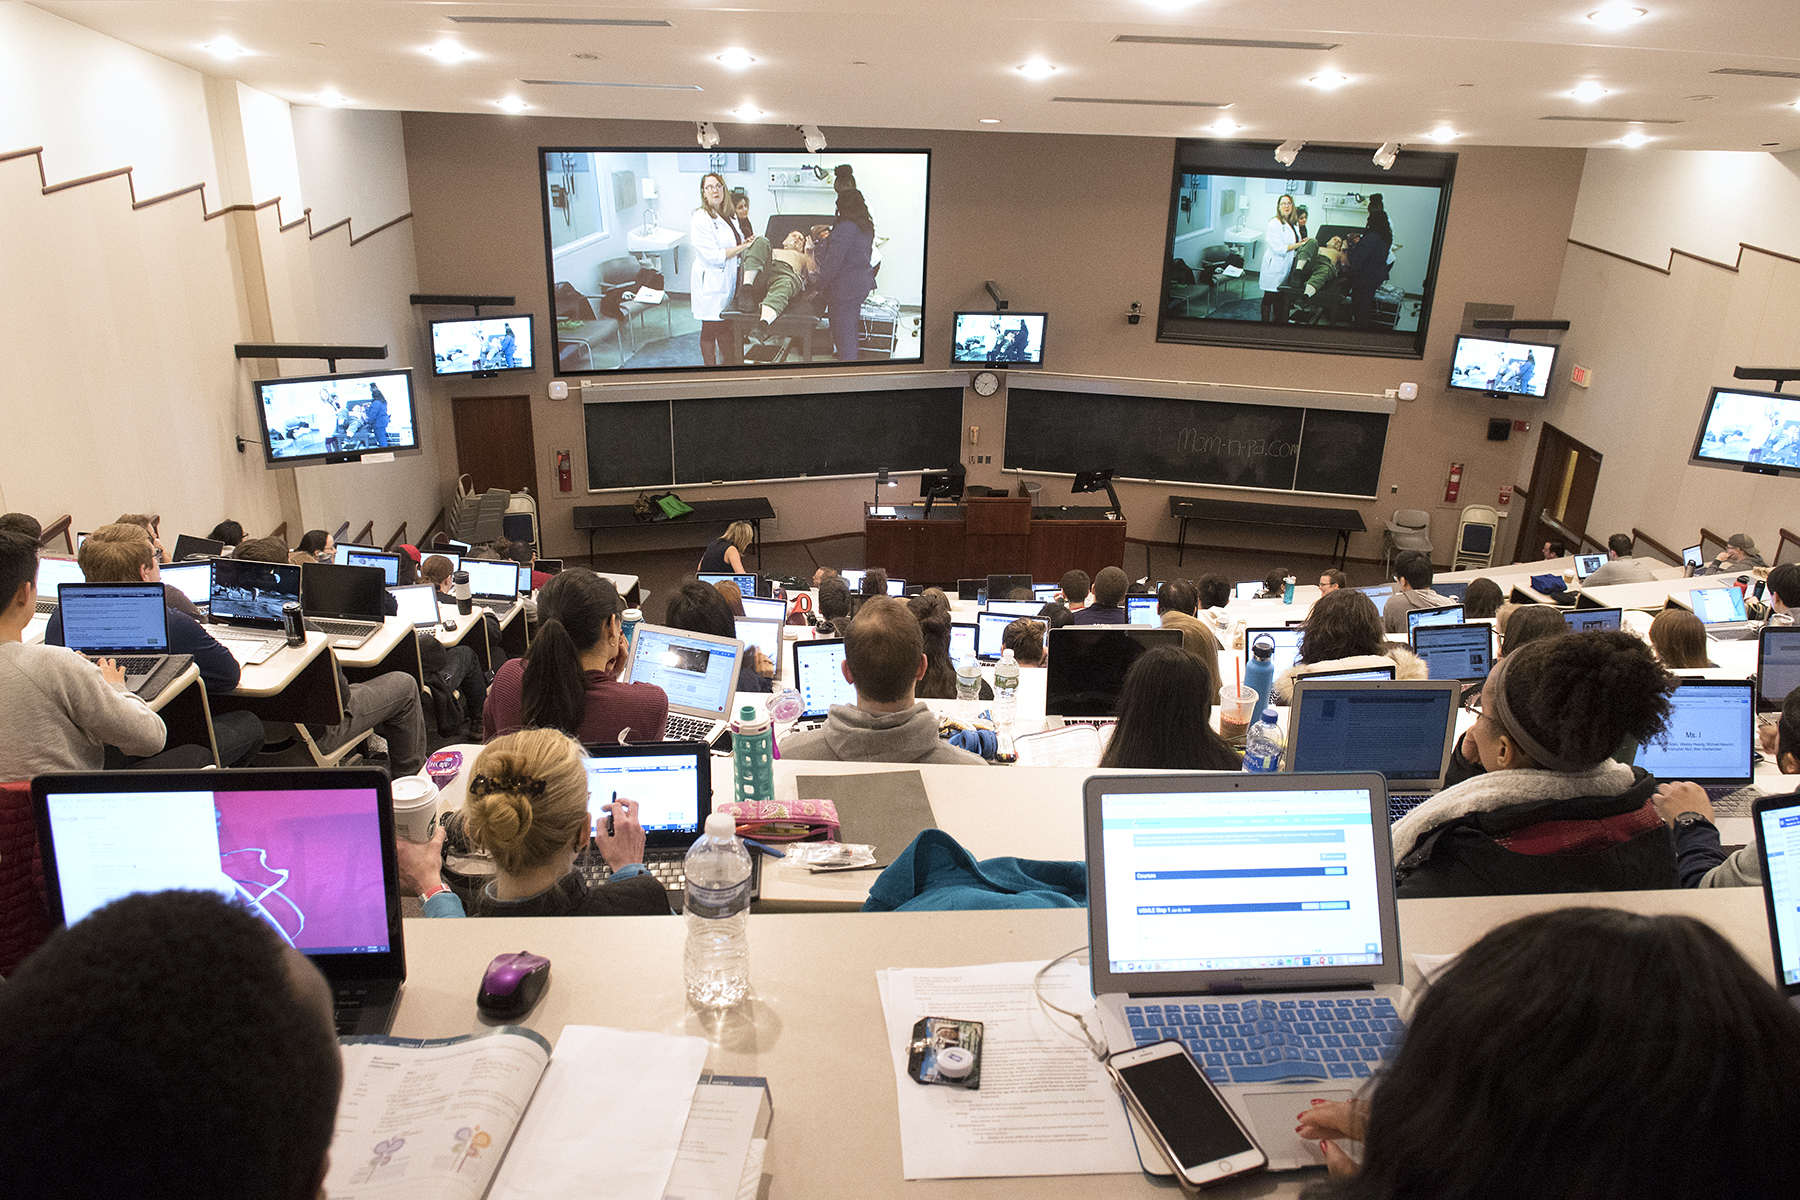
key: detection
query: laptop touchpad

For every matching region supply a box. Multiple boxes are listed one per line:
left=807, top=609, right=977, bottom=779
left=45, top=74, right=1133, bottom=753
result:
left=1240, top=1088, right=1358, bottom=1171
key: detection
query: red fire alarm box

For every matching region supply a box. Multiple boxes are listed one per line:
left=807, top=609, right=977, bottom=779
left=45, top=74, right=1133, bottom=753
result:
left=1444, top=462, right=1464, bottom=504
left=557, top=450, right=573, bottom=492
left=1497, top=485, right=1512, bottom=507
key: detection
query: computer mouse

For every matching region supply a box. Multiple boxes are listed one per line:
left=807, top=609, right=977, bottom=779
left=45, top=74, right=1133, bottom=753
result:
left=476, top=951, right=551, bottom=1020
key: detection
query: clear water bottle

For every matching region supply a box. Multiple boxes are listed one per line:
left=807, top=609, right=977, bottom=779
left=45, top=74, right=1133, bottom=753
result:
left=683, top=812, right=752, bottom=1008
left=992, top=649, right=1020, bottom=727
left=955, top=656, right=981, bottom=701
left=730, top=704, right=775, bottom=804
left=1243, top=707, right=1285, bottom=773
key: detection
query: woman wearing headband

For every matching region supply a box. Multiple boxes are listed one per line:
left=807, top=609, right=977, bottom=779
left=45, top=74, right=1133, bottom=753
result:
left=1389, top=631, right=1677, bottom=898
left=395, top=728, right=671, bottom=917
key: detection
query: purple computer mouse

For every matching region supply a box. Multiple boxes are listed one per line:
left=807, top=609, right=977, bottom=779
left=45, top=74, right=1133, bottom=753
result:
left=477, top=951, right=551, bottom=1019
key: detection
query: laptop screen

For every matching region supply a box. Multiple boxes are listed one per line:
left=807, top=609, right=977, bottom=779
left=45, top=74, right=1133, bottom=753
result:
left=1356, top=584, right=1393, bottom=602
left=1307, top=665, right=1397, bottom=681
left=172, top=534, right=226, bottom=562
left=1126, top=595, right=1159, bottom=626
left=1410, top=622, right=1493, bottom=682
left=1245, top=627, right=1305, bottom=673
left=1691, top=586, right=1748, bottom=624
left=209, top=557, right=299, bottom=626
left=740, top=595, right=785, bottom=622
left=984, top=600, right=1040, bottom=618
left=950, top=622, right=977, bottom=663
left=1286, top=681, right=1459, bottom=785
left=976, top=611, right=1014, bottom=661
left=342, top=548, right=401, bottom=586
left=1034, top=583, right=1060, bottom=602
left=1233, top=581, right=1262, bottom=601
left=35, top=556, right=85, bottom=601
left=1634, top=681, right=1754, bottom=784
left=463, top=558, right=520, bottom=600
left=1573, top=553, right=1606, bottom=579
left=423, top=550, right=462, bottom=574
left=1046, top=627, right=1182, bottom=717
left=388, top=584, right=440, bottom=626
left=583, top=742, right=711, bottom=845
left=58, top=583, right=170, bottom=654
left=626, top=625, right=741, bottom=717
left=1564, top=607, right=1622, bottom=632
left=839, top=569, right=866, bottom=591
left=1760, top=627, right=1800, bottom=710
left=1756, top=798, right=1800, bottom=989
left=302, top=562, right=386, bottom=619
left=1682, top=544, right=1704, bottom=567
left=159, top=561, right=213, bottom=607
left=734, top=617, right=782, bottom=680
left=698, top=572, right=757, bottom=595
left=1407, top=604, right=1465, bottom=633
left=886, top=578, right=907, bottom=597
left=1433, top=581, right=1470, bottom=602
left=792, top=638, right=856, bottom=720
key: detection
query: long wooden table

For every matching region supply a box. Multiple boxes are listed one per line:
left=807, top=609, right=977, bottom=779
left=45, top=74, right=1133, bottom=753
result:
left=573, top=497, right=777, bottom=565
left=1169, top=496, right=1365, bottom=569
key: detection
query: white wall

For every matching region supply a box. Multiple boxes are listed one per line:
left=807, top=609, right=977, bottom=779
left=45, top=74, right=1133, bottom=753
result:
left=1569, top=148, right=1800, bottom=266
left=290, top=107, right=412, bottom=232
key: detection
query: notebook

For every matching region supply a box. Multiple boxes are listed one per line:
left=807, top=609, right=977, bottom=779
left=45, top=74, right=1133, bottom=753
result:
left=159, top=561, right=213, bottom=611
left=1758, top=626, right=1800, bottom=712
left=209, top=556, right=300, bottom=631
left=886, top=578, right=907, bottom=597
left=839, top=569, right=867, bottom=592
left=388, top=583, right=443, bottom=629
left=1687, top=584, right=1751, bottom=631
left=1406, top=604, right=1465, bottom=634
left=950, top=621, right=977, bottom=664
left=1563, top=606, right=1622, bottom=633
left=1045, top=626, right=1181, bottom=720
left=571, top=740, right=760, bottom=907
left=739, top=595, right=786, bottom=623
left=699, top=572, right=757, bottom=596
left=31, top=766, right=407, bottom=1036
left=171, top=533, right=225, bottom=562
left=300, top=561, right=386, bottom=648
left=1244, top=627, right=1305, bottom=673
left=622, top=622, right=745, bottom=744
left=1084, top=772, right=1405, bottom=1171
left=1126, top=595, right=1159, bottom=626
left=33, top=555, right=86, bottom=615
left=975, top=611, right=1014, bottom=662
left=341, top=547, right=401, bottom=586
left=1409, top=622, right=1494, bottom=683
left=957, top=578, right=984, bottom=601
left=1033, top=582, right=1061, bottom=602
left=1634, top=679, right=1760, bottom=811
left=791, top=637, right=857, bottom=725
left=986, top=573, right=1032, bottom=601
left=734, top=616, right=783, bottom=682
left=1285, top=679, right=1462, bottom=821
left=1233, top=581, right=1263, bottom=601
left=1753, top=791, right=1800, bottom=1004
left=1573, top=552, right=1606, bottom=579
left=463, top=559, right=521, bottom=613
left=57, top=581, right=189, bottom=697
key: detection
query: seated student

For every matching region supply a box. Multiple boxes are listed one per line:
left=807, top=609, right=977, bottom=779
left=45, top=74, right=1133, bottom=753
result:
left=1059, top=568, right=1090, bottom=611
left=1653, top=688, right=1800, bottom=889
left=44, top=523, right=263, bottom=767
left=1002, top=617, right=1047, bottom=667
left=1498, top=602, right=1568, bottom=656
left=1381, top=550, right=1457, bottom=633
left=713, top=580, right=775, bottom=682
left=816, top=575, right=854, bottom=638
left=862, top=567, right=889, bottom=598
left=712, top=578, right=748, bottom=616
left=82, top=521, right=205, bottom=621
left=0, top=511, right=43, bottom=542
left=207, top=518, right=244, bottom=552
left=292, top=528, right=333, bottom=564
left=1067, top=565, right=1130, bottom=624
left=698, top=520, right=754, bottom=576
left=397, top=728, right=670, bottom=917
left=1695, top=532, right=1765, bottom=575
left=1296, top=907, right=1800, bottom=1195
left=498, top=537, right=552, bottom=592
left=812, top=565, right=840, bottom=588
left=0, top=889, right=344, bottom=1200
left=1580, top=532, right=1659, bottom=586
left=779, top=596, right=986, bottom=765
left=113, top=512, right=165, bottom=562
left=1462, top=576, right=1503, bottom=619
left=1389, top=631, right=1677, bottom=898
left=1254, top=567, right=1291, bottom=599
left=485, top=569, right=666, bottom=743
left=1098, top=646, right=1241, bottom=771
left=1156, top=579, right=1223, bottom=700
left=664, top=581, right=770, bottom=693
left=1318, top=568, right=1346, bottom=594
left=1648, top=608, right=1715, bottom=669
left=1764, top=562, right=1800, bottom=625
left=1195, top=573, right=1233, bottom=642
left=234, top=536, right=427, bottom=774
left=1542, top=536, right=1568, bottom=560
left=911, top=587, right=992, bottom=700
left=1272, top=589, right=1426, bottom=703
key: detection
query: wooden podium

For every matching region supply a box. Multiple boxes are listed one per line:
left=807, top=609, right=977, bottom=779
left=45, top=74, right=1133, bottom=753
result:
left=864, top=500, right=1125, bottom=586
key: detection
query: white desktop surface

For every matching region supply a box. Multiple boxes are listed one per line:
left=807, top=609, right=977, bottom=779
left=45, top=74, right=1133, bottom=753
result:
left=227, top=629, right=329, bottom=696
left=330, top=615, right=411, bottom=668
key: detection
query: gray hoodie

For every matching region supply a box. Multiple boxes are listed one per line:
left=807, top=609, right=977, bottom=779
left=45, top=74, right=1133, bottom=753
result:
left=778, top=702, right=987, bottom=766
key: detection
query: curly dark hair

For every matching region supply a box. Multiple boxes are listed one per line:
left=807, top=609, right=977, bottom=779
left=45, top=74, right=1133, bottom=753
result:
left=1462, top=577, right=1503, bottom=619
left=1495, top=630, right=1673, bottom=769
left=1299, top=589, right=1387, bottom=663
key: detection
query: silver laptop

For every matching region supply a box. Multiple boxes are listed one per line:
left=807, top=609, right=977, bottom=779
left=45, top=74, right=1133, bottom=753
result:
left=1564, top=607, right=1622, bottom=632
left=1285, top=679, right=1462, bottom=822
left=983, top=599, right=1040, bottom=618
left=159, top=561, right=213, bottom=612
left=1635, top=678, right=1760, bottom=813
left=1085, top=771, right=1406, bottom=1172
left=1753, top=791, right=1800, bottom=1007
left=34, top=556, right=86, bottom=616
left=1409, top=622, right=1494, bottom=683
left=1405, top=604, right=1465, bottom=634
left=1683, top=583, right=1753, bottom=636
left=388, top=583, right=443, bottom=629
left=734, top=616, right=783, bottom=682
left=1758, top=626, right=1800, bottom=713
left=1126, top=595, right=1159, bottom=626
left=1245, top=627, right=1305, bottom=673
left=1573, top=552, right=1606, bottom=579
left=975, top=610, right=1014, bottom=663
left=463, top=558, right=521, bottom=613
left=791, top=637, right=856, bottom=728
left=740, top=594, right=786, bottom=623
left=622, top=622, right=746, bottom=744
left=56, top=581, right=189, bottom=697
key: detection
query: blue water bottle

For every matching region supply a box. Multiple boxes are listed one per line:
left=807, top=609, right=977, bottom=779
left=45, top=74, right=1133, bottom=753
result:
left=1245, top=636, right=1277, bottom=717
left=731, top=704, right=775, bottom=805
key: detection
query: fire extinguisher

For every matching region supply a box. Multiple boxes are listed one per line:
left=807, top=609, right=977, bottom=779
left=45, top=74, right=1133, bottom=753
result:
left=557, top=450, right=572, bottom=492
left=1444, top=462, right=1463, bottom=504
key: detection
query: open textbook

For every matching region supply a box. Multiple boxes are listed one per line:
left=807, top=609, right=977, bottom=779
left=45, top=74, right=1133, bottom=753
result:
left=323, top=1025, right=771, bottom=1200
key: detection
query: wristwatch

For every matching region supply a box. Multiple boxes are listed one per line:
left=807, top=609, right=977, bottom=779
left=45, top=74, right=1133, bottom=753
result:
left=1671, top=810, right=1714, bottom=831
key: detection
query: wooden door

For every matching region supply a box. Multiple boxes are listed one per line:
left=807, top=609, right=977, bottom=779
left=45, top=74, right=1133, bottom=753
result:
left=452, top=395, right=538, bottom=496
left=1518, top=423, right=1603, bottom=563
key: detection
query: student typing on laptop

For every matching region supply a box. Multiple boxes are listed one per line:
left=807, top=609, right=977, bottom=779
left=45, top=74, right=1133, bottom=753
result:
left=396, top=729, right=670, bottom=917
left=779, top=596, right=986, bottom=765
left=1381, top=550, right=1459, bottom=634
left=1273, top=589, right=1427, bottom=703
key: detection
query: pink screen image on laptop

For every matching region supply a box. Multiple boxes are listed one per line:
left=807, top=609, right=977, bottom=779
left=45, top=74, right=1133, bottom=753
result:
left=214, top=787, right=391, bottom=954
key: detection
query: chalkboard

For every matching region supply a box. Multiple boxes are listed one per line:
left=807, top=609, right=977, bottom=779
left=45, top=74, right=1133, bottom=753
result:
left=585, top=387, right=963, bottom=490
left=1004, top=387, right=1388, bottom=498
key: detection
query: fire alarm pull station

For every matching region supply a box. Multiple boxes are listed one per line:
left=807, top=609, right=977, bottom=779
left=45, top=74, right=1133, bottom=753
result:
left=1498, top=485, right=1512, bottom=507
left=1444, top=462, right=1464, bottom=504
left=557, top=450, right=572, bottom=492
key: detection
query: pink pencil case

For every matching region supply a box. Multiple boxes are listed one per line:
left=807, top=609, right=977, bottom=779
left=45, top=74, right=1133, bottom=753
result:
left=715, top=797, right=841, bottom=842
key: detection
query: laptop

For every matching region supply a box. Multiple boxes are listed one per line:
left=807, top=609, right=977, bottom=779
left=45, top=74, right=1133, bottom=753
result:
left=423, top=549, right=462, bottom=574
left=300, top=561, right=386, bottom=648
left=1564, top=606, right=1622, bottom=633
left=341, top=547, right=401, bottom=586
left=957, top=578, right=984, bottom=601
left=388, top=583, right=443, bottom=629
left=1406, top=604, right=1465, bottom=634
left=1682, top=543, right=1704, bottom=569
left=1285, top=679, right=1462, bottom=822
left=208, top=556, right=299, bottom=631
left=986, top=573, right=1032, bottom=601
left=1306, top=664, right=1397, bottom=681
left=536, top=557, right=564, bottom=577
left=1432, top=580, right=1470, bottom=603
left=1573, top=552, right=1606, bottom=579
left=572, top=740, right=760, bottom=909
left=839, top=569, right=867, bottom=592
left=1045, top=626, right=1181, bottom=721
left=740, top=594, right=786, bottom=623
left=1758, top=626, right=1800, bottom=713
left=791, top=637, right=857, bottom=727
left=1084, top=772, right=1406, bottom=1171
left=32, top=766, right=406, bottom=1036
left=56, top=582, right=190, bottom=697
left=172, top=533, right=225, bottom=562
left=1684, top=584, right=1753, bottom=635
left=1244, top=627, right=1305, bottom=673
left=1410, top=622, right=1495, bottom=683
left=950, top=621, right=978, bottom=664
left=1033, top=582, right=1061, bottom=602
left=1635, top=679, right=1760, bottom=812
left=1233, top=581, right=1263, bottom=601
left=1126, top=594, right=1159, bottom=626
left=34, top=556, right=87, bottom=616
left=461, top=559, right=521, bottom=613
left=983, top=599, right=1041, bottom=618
left=1753, top=791, right=1800, bottom=1005
left=159, top=561, right=213, bottom=612
left=622, top=622, right=746, bottom=744
left=734, top=616, right=783, bottom=682
left=698, top=572, right=757, bottom=596
left=975, top=610, right=1015, bottom=662
left=886, top=577, right=908, bottom=597
left=1356, top=584, right=1394, bottom=603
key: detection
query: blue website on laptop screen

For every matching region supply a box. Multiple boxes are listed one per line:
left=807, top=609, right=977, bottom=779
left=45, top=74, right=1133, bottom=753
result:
left=976, top=611, right=1015, bottom=660
left=1691, top=586, right=1748, bottom=624
left=1634, top=683, right=1752, bottom=781
left=1287, top=687, right=1455, bottom=783
left=629, top=627, right=739, bottom=715
left=59, top=585, right=169, bottom=653
left=1097, top=786, right=1386, bottom=974
left=343, top=548, right=401, bottom=585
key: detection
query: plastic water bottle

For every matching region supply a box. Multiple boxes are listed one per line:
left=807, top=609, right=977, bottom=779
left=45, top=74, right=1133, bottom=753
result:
left=730, top=704, right=775, bottom=805
left=1245, top=637, right=1277, bottom=716
left=955, top=656, right=981, bottom=701
left=992, top=649, right=1020, bottom=727
left=1243, top=707, right=1284, bottom=773
left=621, top=606, right=642, bottom=651
left=1282, top=575, right=1296, bottom=605
left=683, top=812, right=752, bottom=1008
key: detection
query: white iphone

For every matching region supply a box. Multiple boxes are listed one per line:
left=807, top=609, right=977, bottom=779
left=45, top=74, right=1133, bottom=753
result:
left=1107, top=1039, right=1267, bottom=1188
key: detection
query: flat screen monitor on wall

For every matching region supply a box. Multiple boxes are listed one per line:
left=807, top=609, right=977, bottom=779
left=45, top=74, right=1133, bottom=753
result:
left=429, top=314, right=535, bottom=377
left=1691, top=385, right=1800, bottom=477
left=540, top=148, right=930, bottom=375
left=951, top=312, right=1046, bottom=367
left=252, top=369, right=420, bottom=469
left=1447, top=335, right=1556, bottom=398
left=1158, top=140, right=1455, bottom=359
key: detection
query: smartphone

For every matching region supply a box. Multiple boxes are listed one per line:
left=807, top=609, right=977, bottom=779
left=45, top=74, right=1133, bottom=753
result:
left=1108, top=1040, right=1266, bottom=1188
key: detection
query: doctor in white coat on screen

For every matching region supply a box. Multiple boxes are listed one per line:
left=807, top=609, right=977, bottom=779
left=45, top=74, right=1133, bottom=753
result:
left=1259, top=192, right=1302, bottom=324
left=690, top=172, right=751, bottom=367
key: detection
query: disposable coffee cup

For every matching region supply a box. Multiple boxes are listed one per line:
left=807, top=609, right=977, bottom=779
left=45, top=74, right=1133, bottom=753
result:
left=1219, top=684, right=1258, bottom=747
left=391, top=775, right=441, bottom=843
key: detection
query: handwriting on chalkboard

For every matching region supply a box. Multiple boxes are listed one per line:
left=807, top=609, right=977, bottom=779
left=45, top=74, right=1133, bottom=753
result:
left=1175, top=428, right=1300, bottom=460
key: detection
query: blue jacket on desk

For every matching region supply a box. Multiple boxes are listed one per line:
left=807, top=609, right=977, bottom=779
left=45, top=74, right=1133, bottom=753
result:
left=46, top=606, right=241, bottom=693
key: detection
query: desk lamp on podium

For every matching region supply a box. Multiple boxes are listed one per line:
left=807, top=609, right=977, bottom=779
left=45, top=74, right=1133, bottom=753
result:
left=1072, top=468, right=1122, bottom=520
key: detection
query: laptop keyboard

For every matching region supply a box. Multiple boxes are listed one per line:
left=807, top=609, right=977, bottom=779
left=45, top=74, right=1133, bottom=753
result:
left=1707, top=785, right=1762, bottom=816
left=1125, top=996, right=1405, bottom=1085
left=34, top=599, right=56, bottom=615
left=472, top=598, right=514, bottom=613
left=574, top=848, right=760, bottom=903
left=332, top=984, right=374, bottom=1036
left=666, top=713, right=722, bottom=742
left=309, top=617, right=381, bottom=637
left=1388, top=794, right=1432, bottom=823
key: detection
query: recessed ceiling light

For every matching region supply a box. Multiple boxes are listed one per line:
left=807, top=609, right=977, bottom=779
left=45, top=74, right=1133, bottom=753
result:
left=1586, top=4, right=1647, bottom=28
left=1428, top=126, right=1458, bottom=142
left=731, top=104, right=766, bottom=120
left=979, top=117, right=1002, bottom=124
left=425, top=42, right=475, bottom=64
left=317, top=91, right=349, bottom=107
left=716, top=48, right=756, bottom=69
left=495, top=96, right=529, bottom=113
left=1309, top=73, right=1349, bottom=90
left=1570, top=81, right=1610, bottom=102
left=1206, top=117, right=1240, bottom=136
left=1017, top=60, right=1057, bottom=80
left=200, top=40, right=247, bottom=60
left=1618, top=129, right=1651, bottom=147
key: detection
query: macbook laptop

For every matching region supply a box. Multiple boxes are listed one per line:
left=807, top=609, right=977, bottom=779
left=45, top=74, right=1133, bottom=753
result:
left=1233, top=581, right=1263, bottom=601
left=536, top=558, right=563, bottom=577
left=56, top=581, right=190, bottom=697
left=33, top=555, right=86, bottom=615
left=791, top=637, right=857, bottom=727
left=424, top=549, right=462, bottom=574
left=1033, top=582, right=1061, bottom=602
left=957, top=578, right=984, bottom=601
left=1045, top=626, right=1181, bottom=721
left=983, top=599, right=1041, bottom=618
left=950, top=621, right=978, bottom=664
left=300, top=561, right=386, bottom=649
left=388, top=583, right=443, bottom=630
left=1433, top=581, right=1470, bottom=603
left=1307, top=664, right=1397, bottom=681
left=1682, top=543, right=1704, bottom=569
left=1564, top=606, right=1622, bottom=633
left=740, top=594, right=786, bottom=623
left=341, top=547, right=401, bottom=586
left=1758, top=626, right=1800, bottom=713
left=159, top=561, right=212, bottom=612
left=839, top=569, right=867, bottom=592
left=572, top=740, right=759, bottom=909
left=1634, top=679, right=1760, bottom=812
left=463, top=559, right=521, bottom=613
left=1409, top=622, right=1494, bottom=683
left=208, top=556, right=300, bottom=631
left=1085, top=772, right=1405, bottom=1172
left=1684, top=584, right=1752, bottom=635
left=1573, top=552, right=1606, bottom=579
left=1356, top=584, right=1394, bottom=603
left=1244, top=627, right=1305, bottom=673
left=986, top=573, right=1032, bottom=601
left=886, top=577, right=907, bottom=597
left=172, top=533, right=225, bottom=562
left=1406, top=604, right=1465, bottom=634
left=1126, top=595, right=1159, bottom=626
left=734, top=616, right=783, bottom=682
left=32, top=766, right=406, bottom=1036
left=622, top=622, right=746, bottom=744
left=1753, top=791, right=1800, bottom=1005
left=975, top=610, right=1015, bottom=662
left=1285, top=679, right=1462, bottom=822
left=698, top=572, right=757, bottom=596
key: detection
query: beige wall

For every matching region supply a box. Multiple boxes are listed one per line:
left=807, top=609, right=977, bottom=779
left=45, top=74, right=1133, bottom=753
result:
left=404, top=116, right=1586, bottom=567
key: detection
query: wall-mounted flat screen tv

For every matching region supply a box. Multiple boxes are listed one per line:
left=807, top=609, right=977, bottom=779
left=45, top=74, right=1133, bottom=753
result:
left=1158, top=140, right=1455, bottom=358
left=430, top=314, right=535, bottom=377
left=951, top=312, right=1045, bottom=368
left=540, top=148, right=930, bottom=374
left=1691, top=385, right=1800, bottom=476
left=1447, top=334, right=1557, bottom=398
left=252, top=368, right=420, bottom=469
